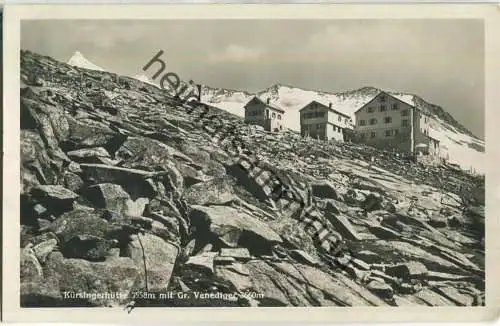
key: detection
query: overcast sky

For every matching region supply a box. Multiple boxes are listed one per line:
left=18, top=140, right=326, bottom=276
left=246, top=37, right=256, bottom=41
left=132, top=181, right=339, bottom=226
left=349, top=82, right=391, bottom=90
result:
left=21, top=19, right=484, bottom=138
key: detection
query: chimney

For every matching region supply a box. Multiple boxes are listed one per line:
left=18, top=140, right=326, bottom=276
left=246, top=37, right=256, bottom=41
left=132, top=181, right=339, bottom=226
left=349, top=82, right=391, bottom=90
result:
left=267, top=98, right=270, bottom=104
left=196, top=84, right=202, bottom=101
left=329, top=102, right=332, bottom=109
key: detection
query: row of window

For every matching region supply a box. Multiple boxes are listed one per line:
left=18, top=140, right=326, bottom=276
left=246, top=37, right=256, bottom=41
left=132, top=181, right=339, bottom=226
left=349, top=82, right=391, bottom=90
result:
left=359, top=118, right=410, bottom=127
left=367, top=103, right=401, bottom=113
left=302, top=112, right=350, bottom=124
left=306, top=124, right=325, bottom=130
left=302, top=124, right=343, bottom=132
left=247, top=110, right=263, bottom=117
left=359, top=129, right=405, bottom=139
left=302, top=111, right=326, bottom=119
left=247, top=110, right=282, bottom=120
left=272, top=112, right=282, bottom=120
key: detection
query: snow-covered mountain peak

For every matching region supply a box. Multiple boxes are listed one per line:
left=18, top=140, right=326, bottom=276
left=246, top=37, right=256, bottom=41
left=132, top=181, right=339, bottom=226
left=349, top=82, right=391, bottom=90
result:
left=67, top=51, right=105, bottom=72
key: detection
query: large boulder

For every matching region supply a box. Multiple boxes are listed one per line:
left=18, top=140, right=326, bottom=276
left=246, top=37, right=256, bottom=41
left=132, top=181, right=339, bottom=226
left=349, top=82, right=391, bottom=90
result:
left=21, top=277, right=63, bottom=307
left=33, top=238, right=58, bottom=263
left=325, top=212, right=361, bottom=241
left=245, top=260, right=389, bottom=306
left=21, top=97, right=70, bottom=155
left=124, top=234, right=179, bottom=292
left=42, top=252, right=140, bottom=307
left=84, top=183, right=131, bottom=214
left=64, top=115, right=124, bottom=150
left=63, top=235, right=118, bottom=261
left=66, top=147, right=111, bottom=163
left=361, top=193, right=383, bottom=212
left=311, top=180, right=339, bottom=200
left=46, top=209, right=113, bottom=260
left=21, top=130, right=61, bottom=192
left=79, top=164, right=159, bottom=199
left=385, top=261, right=428, bottom=281
left=63, top=172, right=85, bottom=193
left=20, top=244, right=43, bottom=282
left=185, top=252, right=218, bottom=274
left=30, top=185, right=78, bottom=214
left=184, top=177, right=235, bottom=205
left=189, top=205, right=282, bottom=255
left=116, top=136, right=193, bottom=167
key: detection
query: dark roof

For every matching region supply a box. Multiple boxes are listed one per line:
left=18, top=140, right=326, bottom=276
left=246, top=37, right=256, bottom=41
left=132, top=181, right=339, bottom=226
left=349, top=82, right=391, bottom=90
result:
left=299, top=100, right=351, bottom=119
left=244, top=96, right=285, bottom=113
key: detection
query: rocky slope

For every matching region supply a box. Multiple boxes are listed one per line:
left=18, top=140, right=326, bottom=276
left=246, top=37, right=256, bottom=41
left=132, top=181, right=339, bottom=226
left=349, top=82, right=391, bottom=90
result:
left=20, top=49, right=485, bottom=308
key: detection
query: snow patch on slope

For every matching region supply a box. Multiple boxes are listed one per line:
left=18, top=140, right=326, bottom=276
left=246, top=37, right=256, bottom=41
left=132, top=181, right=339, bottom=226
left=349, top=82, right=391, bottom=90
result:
left=428, top=117, right=485, bottom=173
left=132, top=74, right=158, bottom=87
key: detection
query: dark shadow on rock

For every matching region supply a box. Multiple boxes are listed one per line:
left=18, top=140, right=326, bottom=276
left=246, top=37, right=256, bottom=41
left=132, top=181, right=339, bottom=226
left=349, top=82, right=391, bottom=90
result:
left=226, top=164, right=269, bottom=204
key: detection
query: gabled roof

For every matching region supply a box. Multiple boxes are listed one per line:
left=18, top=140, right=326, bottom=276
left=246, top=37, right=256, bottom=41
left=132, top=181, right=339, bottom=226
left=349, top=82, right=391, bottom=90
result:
left=244, top=96, right=285, bottom=113
left=354, top=91, right=431, bottom=116
left=299, top=100, right=351, bottom=119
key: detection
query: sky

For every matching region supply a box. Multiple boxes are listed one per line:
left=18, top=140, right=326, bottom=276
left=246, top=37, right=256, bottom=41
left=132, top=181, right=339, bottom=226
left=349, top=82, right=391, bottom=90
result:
left=21, top=19, right=484, bottom=138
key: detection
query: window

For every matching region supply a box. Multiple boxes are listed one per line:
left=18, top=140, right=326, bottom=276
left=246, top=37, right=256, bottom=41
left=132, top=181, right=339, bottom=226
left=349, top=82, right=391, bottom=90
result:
left=345, top=118, right=349, bottom=124
left=359, top=119, right=366, bottom=126
left=385, top=130, right=393, bottom=137
left=379, top=95, right=386, bottom=102
left=367, top=107, right=374, bottom=113
left=401, top=109, right=409, bottom=116
left=392, top=103, right=399, bottom=110
left=402, top=119, right=409, bottom=127
left=272, top=112, right=276, bottom=118
left=278, top=114, right=281, bottom=120
left=316, top=123, right=322, bottom=129
left=394, top=129, right=399, bottom=136
left=338, top=115, right=342, bottom=122
left=369, top=118, right=377, bottom=125
left=370, top=132, right=376, bottom=139
left=266, top=109, right=269, bottom=118
left=380, top=105, right=387, bottom=112
left=384, top=117, right=392, bottom=124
